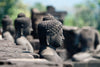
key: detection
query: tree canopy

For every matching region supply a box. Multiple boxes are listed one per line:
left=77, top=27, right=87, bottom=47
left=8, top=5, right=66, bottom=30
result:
left=64, top=0, right=100, bottom=31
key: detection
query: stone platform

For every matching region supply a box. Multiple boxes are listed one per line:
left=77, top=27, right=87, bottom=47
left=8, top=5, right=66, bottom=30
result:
left=0, top=59, right=100, bottom=67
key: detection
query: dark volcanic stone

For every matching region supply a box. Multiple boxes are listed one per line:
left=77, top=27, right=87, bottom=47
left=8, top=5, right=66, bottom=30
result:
left=0, top=40, right=33, bottom=59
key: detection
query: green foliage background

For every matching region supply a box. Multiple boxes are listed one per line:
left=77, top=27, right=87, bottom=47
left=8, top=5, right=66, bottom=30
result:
left=0, top=0, right=30, bottom=27
left=64, top=0, right=100, bottom=31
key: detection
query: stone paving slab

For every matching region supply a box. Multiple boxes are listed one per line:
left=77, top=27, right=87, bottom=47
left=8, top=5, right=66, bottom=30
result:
left=0, top=59, right=64, bottom=67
